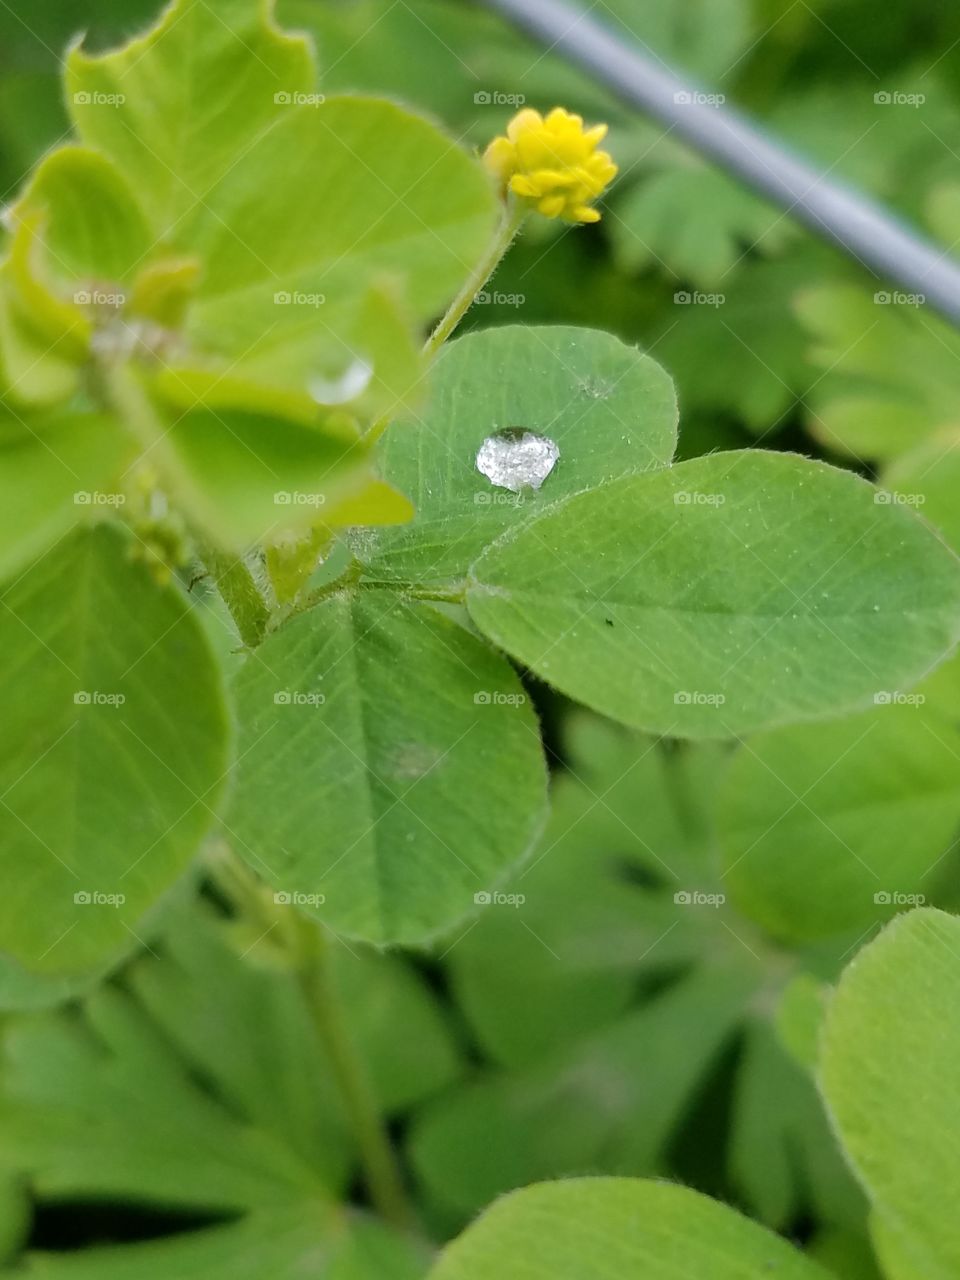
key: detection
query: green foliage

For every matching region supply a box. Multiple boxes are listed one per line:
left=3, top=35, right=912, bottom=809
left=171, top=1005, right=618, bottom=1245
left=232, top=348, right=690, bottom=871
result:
left=0, top=525, right=230, bottom=974
left=1, top=0, right=959, bottom=1271
left=228, top=593, right=547, bottom=945
left=427, top=1178, right=831, bottom=1279
left=466, top=452, right=960, bottom=737
left=820, top=909, right=960, bottom=1280
left=719, top=700, right=960, bottom=939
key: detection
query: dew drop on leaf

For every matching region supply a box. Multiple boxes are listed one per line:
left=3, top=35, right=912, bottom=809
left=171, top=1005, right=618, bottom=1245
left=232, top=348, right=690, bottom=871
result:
left=309, top=356, right=373, bottom=406
left=475, top=428, right=560, bottom=493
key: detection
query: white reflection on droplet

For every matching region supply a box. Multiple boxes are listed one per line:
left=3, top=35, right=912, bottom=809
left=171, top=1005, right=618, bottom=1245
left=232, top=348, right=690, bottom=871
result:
left=475, top=428, right=560, bottom=494
left=309, top=357, right=374, bottom=406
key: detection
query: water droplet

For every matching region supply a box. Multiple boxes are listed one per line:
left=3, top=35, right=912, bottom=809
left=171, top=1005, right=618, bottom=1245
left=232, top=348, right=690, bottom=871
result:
left=309, top=356, right=373, bottom=406
left=476, top=428, right=559, bottom=494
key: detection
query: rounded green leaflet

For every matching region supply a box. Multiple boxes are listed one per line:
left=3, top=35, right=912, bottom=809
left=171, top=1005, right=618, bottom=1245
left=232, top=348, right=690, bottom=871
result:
left=427, top=1177, right=832, bottom=1279
left=883, top=428, right=960, bottom=555
left=0, top=410, right=133, bottom=581
left=0, top=523, right=232, bottom=974
left=466, top=450, right=960, bottom=739
left=358, top=324, right=677, bottom=590
left=718, top=701, right=960, bottom=941
left=227, top=591, right=548, bottom=945
left=820, top=909, right=960, bottom=1280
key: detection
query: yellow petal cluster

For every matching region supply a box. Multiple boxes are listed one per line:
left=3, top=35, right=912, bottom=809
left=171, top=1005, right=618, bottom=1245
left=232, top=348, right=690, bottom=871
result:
left=483, top=107, right=618, bottom=224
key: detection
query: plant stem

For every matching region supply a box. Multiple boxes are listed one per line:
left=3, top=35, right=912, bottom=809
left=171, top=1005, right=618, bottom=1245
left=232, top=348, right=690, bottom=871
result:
left=295, top=920, right=414, bottom=1232
left=423, top=200, right=526, bottom=358
left=197, top=540, right=270, bottom=649
left=658, top=737, right=711, bottom=848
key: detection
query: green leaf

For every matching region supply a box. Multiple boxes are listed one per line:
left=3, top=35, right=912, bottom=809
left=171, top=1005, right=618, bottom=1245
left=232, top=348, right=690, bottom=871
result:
left=151, top=403, right=377, bottom=549
left=883, top=429, right=960, bottom=554
left=0, top=411, right=133, bottom=580
left=0, top=524, right=231, bottom=973
left=18, top=1206, right=425, bottom=1280
left=358, top=325, right=677, bottom=590
left=797, top=285, right=960, bottom=462
left=718, top=702, right=960, bottom=940
left=410, top=959, right=759, bottom=1221
left=66, top=0, right=315, bottom=232
left=466, top=450, right=960, bottom=738
left=653, top=250, right=827, bottom=433
left=427, top=1177, right=831, bottom=1280
left=445, top=717, right=723, bottom=1068
left=228, top=591, right=547, bottom=945
left=728, top=1018, right=866, bottom=1231
left=12, top=145, right=152, bottom=287
left=178, top=94, right=496, bottom=398
left=820, top=908, right=960, bottom=1280
left=0, top=895, right=460, bottom=1214
left=610, top=164, right=792, bottom=288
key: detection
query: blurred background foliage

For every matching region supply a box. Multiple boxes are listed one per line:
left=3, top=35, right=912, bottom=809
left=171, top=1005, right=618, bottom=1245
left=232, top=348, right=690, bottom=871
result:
left=1, top=0, right=960, bottom=1276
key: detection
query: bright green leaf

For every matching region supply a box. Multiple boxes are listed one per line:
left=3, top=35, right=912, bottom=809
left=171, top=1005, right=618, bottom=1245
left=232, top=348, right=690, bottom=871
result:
left=427, top=1177, right=831, bottom=1280
left=0, top=411, right=133, bottom=580
left=358, top=325, right=677, bottom=589
left=467, top=451, right=960, bottom=738
left=228, top=591, right=547, bottom=945
left=66, top=0, right=315, bottom=233
left=718, top=702, right=960, bottom=940
left=820, top=908, right=960, bottom=1280
left=0, top=524, right=231, bottom=973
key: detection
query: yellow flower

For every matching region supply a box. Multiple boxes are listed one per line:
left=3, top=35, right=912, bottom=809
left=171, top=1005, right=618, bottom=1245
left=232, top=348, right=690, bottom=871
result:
left=483, top=107, right=618, bottom=224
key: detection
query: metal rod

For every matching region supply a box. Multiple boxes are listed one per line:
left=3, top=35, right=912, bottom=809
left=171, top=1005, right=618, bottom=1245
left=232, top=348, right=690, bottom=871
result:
left=480, top=0, right=960, bottom=327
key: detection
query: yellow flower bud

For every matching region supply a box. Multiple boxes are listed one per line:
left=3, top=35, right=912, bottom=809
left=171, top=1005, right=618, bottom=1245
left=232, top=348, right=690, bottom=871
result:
left=483, top=107, right=618, bottom=224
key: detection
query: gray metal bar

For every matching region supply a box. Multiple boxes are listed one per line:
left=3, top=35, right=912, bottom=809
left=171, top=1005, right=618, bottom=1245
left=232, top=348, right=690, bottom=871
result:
left=481, top=0, right=960, bottom=326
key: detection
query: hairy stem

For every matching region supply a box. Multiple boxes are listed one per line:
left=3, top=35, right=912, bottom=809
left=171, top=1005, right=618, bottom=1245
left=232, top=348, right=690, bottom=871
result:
left=423, top=200, right=526, bottom=358
left=295, top=920, right=414, bottom=1231
left=197, top=540, right=270, bottom=649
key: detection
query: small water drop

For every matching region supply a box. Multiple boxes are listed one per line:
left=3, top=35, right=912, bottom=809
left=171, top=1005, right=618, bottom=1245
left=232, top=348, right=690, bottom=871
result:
left=309, top=356, right=374, bottom=406
left=475, top=428, right=559, bottom=494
